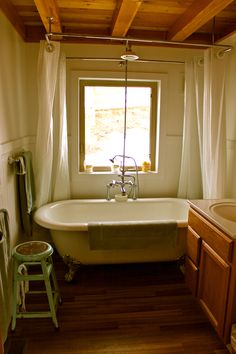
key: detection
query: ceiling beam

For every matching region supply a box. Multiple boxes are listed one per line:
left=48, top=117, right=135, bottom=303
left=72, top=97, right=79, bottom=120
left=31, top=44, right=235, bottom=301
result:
left=33, top=0, right=62, bottom=33
left=167, top=0, right=234, bottom=41
left=0, top=0, right=26, bottom=40
left=111, top=0, right=143, bottom=37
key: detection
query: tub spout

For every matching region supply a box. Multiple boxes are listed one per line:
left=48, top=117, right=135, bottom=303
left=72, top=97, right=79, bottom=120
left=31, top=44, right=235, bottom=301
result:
left=106, top=175, right=137, bottom=200
left=106, top=180, right=126, bottom=200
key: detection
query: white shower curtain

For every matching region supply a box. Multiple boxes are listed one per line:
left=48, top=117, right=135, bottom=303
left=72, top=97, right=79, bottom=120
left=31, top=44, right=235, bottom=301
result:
left=178, top=49, right=228, bottom=199
left=35, top=41, right=70, bottom=208
left=52, top=53, right=70, bottom=201
left=202, top=48, right=227, bottom=199
left=177, top=58, right=203, bottom=199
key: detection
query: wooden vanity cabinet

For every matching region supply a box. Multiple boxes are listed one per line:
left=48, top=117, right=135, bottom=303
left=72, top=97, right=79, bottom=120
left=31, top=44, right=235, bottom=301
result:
left=186, top=207, right=236, bottom=343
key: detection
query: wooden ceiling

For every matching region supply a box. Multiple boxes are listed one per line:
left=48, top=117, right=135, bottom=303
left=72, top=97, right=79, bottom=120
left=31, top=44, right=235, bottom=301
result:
left=1, top=0, right=236, bottom=46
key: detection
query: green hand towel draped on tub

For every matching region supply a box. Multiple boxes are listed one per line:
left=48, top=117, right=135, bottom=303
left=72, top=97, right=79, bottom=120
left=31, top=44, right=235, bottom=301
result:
left=88, top=220, right=177, bottom=250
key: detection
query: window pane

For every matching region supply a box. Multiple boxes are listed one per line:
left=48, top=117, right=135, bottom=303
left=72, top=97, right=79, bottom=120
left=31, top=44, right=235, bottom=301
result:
left=84, top=85, right=151, bottom=167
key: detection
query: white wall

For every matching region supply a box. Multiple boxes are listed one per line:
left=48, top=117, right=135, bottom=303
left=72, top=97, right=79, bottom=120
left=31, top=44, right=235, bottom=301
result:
left=0, top=14, right=28, bottom=143
left=0, top=10, right=32, bottom=244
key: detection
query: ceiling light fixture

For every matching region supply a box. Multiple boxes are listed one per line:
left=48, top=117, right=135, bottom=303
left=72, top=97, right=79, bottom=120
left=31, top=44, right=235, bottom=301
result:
left=120, top=42, right=139, bottom=61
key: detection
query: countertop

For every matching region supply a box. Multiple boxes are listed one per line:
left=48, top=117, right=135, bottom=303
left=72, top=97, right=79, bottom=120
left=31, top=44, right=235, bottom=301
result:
left=188, top=199, right=236, bottom=239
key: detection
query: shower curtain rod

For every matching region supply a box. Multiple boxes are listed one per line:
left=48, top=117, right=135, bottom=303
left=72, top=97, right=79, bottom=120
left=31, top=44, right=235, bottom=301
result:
left=45, top=32, right=233, bottom=53
left=66, top=56, right=185, bottom=65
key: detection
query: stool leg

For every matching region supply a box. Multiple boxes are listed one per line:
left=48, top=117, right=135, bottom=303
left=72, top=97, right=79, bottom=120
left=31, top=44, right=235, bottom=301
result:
left=41, top=259, right=59, bottom=328
left=11, top=258, right=19, bottom=331
left=49, top=256, right=62, bottom=303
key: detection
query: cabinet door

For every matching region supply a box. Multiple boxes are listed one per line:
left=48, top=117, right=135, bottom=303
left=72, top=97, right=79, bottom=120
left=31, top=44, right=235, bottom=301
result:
left=198, top=241, right=230, bottom=336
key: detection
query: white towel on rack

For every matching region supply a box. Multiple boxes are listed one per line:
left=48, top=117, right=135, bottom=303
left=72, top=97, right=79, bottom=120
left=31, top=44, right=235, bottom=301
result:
left=15, top=156, right=26, bottom=175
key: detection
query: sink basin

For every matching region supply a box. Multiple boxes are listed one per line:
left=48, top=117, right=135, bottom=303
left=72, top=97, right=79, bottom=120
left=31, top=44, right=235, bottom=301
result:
left=210, top=202, right=236, bottom=223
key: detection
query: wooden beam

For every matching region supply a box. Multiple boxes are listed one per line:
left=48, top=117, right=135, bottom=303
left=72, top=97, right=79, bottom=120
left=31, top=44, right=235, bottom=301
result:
left=33, top=0, right=62, bottom=33
left=0, top=0, right=26, bottom=40
left=167, top=0, right=234, bottom=41
left=111, top=0, right=143, bottom=37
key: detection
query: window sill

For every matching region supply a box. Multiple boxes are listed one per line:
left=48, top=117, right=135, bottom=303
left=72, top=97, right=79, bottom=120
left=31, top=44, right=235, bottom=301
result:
left=79, top=171, right=158, bottom=175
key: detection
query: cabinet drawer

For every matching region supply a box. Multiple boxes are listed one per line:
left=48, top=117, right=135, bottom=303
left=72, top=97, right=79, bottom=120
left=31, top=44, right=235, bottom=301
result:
left=188, top=208, right=233, bottom=262
left=187, top=226, right=201, bottom=265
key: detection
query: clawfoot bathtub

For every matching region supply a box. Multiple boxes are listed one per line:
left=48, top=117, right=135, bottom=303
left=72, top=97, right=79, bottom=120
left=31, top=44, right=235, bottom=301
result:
left=34, top=198, right=189, bottom=269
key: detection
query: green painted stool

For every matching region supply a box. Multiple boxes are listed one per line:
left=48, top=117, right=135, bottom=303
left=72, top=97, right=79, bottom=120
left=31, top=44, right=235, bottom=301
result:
left=11, top=241, right=61, bottom=330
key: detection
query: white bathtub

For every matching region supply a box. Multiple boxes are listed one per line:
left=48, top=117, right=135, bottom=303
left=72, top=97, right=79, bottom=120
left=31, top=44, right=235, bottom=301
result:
left=34, top=198, right=189, bottom=265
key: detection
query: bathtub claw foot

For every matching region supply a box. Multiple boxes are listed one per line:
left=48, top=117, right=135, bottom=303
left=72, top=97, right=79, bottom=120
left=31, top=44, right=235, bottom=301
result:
left=178, top=255, right=186, bottom=274
left=63, top=255, right=82, bottom=282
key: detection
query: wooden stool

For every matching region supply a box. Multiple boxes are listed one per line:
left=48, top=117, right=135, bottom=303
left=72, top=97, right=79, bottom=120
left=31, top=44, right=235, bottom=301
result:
left=11, top=241, right=61, bottom=330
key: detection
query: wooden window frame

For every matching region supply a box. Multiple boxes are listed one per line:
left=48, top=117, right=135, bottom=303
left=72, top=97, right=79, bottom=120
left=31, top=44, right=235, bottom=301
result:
left=79, top=79, right=158, bottom=172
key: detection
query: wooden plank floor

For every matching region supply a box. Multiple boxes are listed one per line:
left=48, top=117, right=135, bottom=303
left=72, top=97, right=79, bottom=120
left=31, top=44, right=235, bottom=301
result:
left=6, top=256, right=230, bottom=354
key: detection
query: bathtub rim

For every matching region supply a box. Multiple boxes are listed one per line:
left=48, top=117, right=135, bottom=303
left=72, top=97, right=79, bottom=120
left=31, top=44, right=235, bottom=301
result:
left=34, top=198, right=189, bottom=231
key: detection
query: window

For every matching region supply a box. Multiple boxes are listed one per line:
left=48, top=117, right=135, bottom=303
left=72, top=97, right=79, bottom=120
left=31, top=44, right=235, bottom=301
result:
left=79, top=79, right=159, bottom=172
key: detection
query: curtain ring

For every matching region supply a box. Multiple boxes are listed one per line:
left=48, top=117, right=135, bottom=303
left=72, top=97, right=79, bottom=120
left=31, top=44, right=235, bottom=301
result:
left=216, top=50, right=226, bottom=60
left=197, top=57, right=204, bottom=66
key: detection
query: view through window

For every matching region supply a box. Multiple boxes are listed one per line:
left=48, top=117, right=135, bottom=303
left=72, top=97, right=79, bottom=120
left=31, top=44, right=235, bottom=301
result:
left=79, top=80, right=158, bottom=171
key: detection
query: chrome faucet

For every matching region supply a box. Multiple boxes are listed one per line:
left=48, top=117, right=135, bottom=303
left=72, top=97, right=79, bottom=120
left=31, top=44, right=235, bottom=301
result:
left=106, top=175, right=136, bottom=200
left=106, top=155, right=139, bottom=200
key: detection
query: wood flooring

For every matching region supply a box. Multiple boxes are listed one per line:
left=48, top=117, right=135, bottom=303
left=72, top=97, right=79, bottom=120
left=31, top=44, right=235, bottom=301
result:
left=6, top=256, right=230, bottom=354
